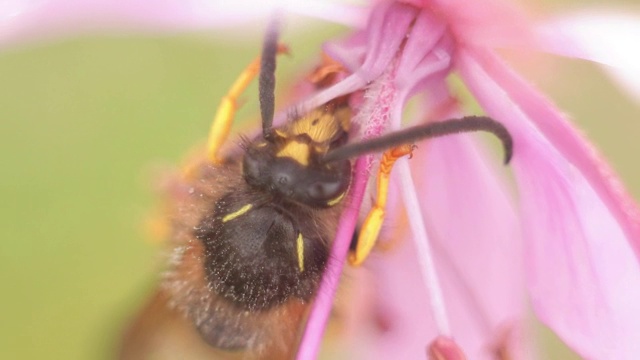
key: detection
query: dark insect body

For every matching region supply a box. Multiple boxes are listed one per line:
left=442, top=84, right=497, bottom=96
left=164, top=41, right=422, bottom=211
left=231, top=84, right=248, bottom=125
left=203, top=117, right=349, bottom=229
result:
left=120, top=18, right=514, bottom=360
left=185, top=104, right=354, bottom=350
left=167, top=113, right=351, bottom=353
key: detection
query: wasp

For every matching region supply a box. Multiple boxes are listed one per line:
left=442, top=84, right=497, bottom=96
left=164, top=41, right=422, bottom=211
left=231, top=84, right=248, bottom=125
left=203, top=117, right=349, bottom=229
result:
left=119, top=18, right=513, bottom=360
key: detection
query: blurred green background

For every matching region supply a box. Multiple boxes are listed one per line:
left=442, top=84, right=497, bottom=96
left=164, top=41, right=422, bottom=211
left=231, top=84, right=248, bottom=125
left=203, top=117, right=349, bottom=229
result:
left=1, top=2, right=638, bottom=359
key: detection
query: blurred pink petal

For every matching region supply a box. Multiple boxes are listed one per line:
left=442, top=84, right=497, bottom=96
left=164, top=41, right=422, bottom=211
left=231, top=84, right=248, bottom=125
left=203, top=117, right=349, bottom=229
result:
left=460, top=48, right=640, bottom=261
left=400, top=0, right=537, bottom=48
left=537, top=11, right=640, bottom=103
left=458, top=47, right=640, bottom=359
left=0, top=0, right=367, bottom=49
left=1, top=0, right=219, bottom=48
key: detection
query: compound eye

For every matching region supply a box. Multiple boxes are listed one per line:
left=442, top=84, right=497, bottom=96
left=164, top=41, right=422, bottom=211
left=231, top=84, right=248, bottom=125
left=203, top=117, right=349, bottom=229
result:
left=306, top=180, right=343, bottom=203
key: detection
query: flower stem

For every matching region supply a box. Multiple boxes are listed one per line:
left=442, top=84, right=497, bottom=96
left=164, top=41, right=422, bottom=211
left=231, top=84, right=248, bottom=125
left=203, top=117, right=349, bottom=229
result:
left=296, top=157, right=369, bottom=360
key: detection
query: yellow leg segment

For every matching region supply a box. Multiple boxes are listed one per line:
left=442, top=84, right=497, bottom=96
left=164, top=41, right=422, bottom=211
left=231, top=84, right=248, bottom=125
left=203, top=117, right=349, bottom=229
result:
left=206, top=45, right=289, bottom=164
left=349, top=144, right=415, bottom=266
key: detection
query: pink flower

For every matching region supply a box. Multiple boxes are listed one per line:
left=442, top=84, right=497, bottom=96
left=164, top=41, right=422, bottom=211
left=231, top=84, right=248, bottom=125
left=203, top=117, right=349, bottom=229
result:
left=6, top=1, right=639, bottom=359
left=294, top=1, right=640, bottom=359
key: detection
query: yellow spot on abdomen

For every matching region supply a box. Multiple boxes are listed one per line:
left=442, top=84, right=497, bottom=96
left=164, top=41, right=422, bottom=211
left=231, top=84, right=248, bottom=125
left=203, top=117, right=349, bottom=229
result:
left=222, top=204, right=253, bottom=223
left=297, top=233, right=305, bottom=272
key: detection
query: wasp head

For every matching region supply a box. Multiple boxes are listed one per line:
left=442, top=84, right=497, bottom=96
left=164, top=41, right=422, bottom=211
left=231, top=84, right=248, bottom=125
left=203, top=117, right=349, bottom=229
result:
left=242, top=108, right=352, bottom=207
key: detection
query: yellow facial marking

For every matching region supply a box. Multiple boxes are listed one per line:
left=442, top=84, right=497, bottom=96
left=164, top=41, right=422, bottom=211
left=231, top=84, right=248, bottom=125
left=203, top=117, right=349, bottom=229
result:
left=326, top=192, right=346, bottom=206
left=222, top=204, right=253, bottom=223
left=291, top=109, right=350, bottom=144
left=276, top=140, right=311, bottom=166
left=334, top=107, right=351, bottom=132
left=297, top=233, right=305, bottom=272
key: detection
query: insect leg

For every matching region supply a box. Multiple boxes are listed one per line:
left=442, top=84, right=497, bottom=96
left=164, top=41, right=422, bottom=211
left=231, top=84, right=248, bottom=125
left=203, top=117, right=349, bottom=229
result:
left=206, top=45, right=288, bottom=164
left=349, top=144, right=415, bottom=266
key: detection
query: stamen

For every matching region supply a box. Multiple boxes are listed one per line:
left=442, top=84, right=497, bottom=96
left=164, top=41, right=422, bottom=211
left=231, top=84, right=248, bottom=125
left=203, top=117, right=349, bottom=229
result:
left=298, top=73, right=367, bottom=114
left=428, top=336, right=467, bottom=360
left=386, top=37, right=460, bottom=340
left=398, top=159, right=452, bottom=336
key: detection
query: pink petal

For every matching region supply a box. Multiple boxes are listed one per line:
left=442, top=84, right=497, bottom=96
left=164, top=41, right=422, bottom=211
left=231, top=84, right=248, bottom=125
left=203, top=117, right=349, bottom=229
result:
left=537, top=11, right=640, bottom=103
left=1, top=0, right=215, bottom=48
left=400, top=0, right=537, bottom=49
left=458, top=48, right=640, bottom=359
left=394, top=9, right=452, bottom=100
left=0, top=0, right=366, bottom=49
left=464, top=48, right=640, bottom=261
left=300, top=2, right=416, bottom=111
left=367, top=134, right=530, bottom=359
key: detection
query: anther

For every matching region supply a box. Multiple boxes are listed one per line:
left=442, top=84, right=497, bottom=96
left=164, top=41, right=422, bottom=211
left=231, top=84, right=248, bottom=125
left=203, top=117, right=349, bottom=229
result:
left=427, top=336, right=467, bottom=360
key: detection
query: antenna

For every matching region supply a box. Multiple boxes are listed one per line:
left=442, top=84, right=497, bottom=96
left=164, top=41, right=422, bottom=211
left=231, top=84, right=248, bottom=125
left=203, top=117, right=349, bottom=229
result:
left=259, top=14, right=281, bottom=141
left=322, top=116, right=514, bottom=164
